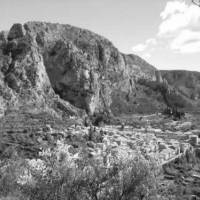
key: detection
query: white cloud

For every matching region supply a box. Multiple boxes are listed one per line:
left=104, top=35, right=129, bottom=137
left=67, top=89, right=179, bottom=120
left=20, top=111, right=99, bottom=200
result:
left=160, top=1, right=187, bottom=20
left=159, top=1, right=200, bottom=36
left=143, top=53, right=151, bottom=59
left=146, top=38, right=157, bottom=45
left=132, top=43, right=147, bottom=52
left=132, top=1, right=200, bottom=55
left=132, top=38, right=157, bottom=53
left=170, top=29, right=200, bottom=53
left=158, top=0, right=200, bottom=54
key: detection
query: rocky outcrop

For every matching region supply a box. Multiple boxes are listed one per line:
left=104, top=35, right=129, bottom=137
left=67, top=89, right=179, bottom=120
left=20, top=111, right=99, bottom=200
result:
left=25, top=22, right=157, bottom=115
left=1, top=21, right=199, bottom=117
left=0, top=24, right=84, bottom=118
left=0, top=22, right=160, bottom=117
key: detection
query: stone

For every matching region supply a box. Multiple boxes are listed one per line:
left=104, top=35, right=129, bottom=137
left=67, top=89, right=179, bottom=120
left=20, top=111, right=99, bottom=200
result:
left=87, top=141, right=95, bottom=148
left=176, top=122, right=193, bottom=132
left=158, top=143, right=167, bottom=152
left=42, top=125, right=52, bottom=133
left=189, top=135, right=198, bottom=146
left=194, top=148, right=200, bottom=160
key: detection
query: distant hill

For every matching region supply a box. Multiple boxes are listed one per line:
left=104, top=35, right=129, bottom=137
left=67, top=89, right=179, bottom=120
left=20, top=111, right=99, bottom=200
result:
left=161, top=70, right=200, bottom=100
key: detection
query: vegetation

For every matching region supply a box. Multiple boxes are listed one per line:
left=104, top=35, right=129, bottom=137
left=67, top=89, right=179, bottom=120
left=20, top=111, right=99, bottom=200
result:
left=0, top=141, right=158, bottom=200
left=137, top=78, right=190, bottom=109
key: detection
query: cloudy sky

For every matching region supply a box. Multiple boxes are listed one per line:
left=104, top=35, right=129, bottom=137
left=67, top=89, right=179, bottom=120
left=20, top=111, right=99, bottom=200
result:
left=0, top=0, right=200, bottom=71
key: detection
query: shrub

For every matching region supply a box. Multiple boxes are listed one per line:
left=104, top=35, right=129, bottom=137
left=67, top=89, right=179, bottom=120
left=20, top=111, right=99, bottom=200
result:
left=92, top=112, right=110, bottom=126
left=0, top=140, right=158, bottom=200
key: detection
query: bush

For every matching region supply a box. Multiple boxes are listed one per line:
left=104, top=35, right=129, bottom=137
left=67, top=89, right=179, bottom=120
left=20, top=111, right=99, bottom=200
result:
left=92, top=112, right=110, bottom=126
left=0, top=141, right=158, bottom=200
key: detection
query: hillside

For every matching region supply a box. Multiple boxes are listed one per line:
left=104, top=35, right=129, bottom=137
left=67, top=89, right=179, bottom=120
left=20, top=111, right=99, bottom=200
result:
left=0, top=22, right=200, bottom=118
left=1, top=22, right=200, bottom=200
left=161, top=70, right=200, bottom=103
left=0, top=22, right=158, bottom=117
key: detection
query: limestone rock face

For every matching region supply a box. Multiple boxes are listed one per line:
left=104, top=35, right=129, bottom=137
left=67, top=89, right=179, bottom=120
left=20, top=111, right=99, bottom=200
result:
left=21, top=22, right=157, bottom=115
left=0, top=23, right=83, bottom=118
left=1, top=21, right=199, bottom=117
left=1, top=21, right=175, bottom=116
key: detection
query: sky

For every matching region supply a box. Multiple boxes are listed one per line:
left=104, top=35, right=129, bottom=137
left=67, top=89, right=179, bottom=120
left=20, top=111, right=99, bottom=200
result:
left=0, top=0, right=200, bottom=71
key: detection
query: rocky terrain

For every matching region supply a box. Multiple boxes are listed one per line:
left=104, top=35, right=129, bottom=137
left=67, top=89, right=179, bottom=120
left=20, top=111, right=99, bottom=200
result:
left=1, top=106, right=200, bottom=199
left=1, top=22, right=200, bottom=200
left=0, top=22, right=157, bottom=118
left=1, top=21, right=199, bottom=119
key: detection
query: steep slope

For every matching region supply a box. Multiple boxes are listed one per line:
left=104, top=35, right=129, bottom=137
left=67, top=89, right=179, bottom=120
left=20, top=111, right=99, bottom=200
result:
left=0, top=21, right=161, bottom=117
left=24, top=22, right=158, bottom=115
left=136, top=70, right=199, bottom=112
left=160, top=70, right=200, bottom=111
left=0, top=24, right=84, bottom=118
left=161, top=70, right=200, bottom=100
left=1, top=21, right=199, bottom=117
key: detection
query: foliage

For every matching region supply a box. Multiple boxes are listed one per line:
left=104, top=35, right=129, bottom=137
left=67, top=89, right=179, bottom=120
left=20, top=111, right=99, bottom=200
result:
left=137, top=78, right=190, bottom=109
left=0, top=140, right=158, bottom=200
left=92, top=112, right=111, bottom=126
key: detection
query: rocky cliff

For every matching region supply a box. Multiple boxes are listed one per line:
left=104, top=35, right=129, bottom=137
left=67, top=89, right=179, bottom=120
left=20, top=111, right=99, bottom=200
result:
left=0, top=22, right=160, bottom=117
left=0, top=23, right=85, bottom=118
left=0, top=22, right=199, bottom=118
